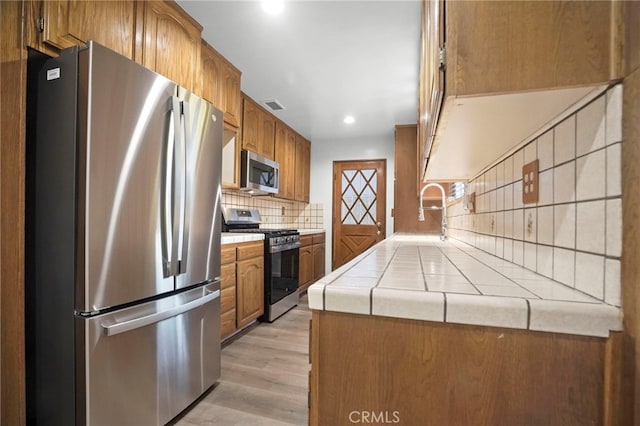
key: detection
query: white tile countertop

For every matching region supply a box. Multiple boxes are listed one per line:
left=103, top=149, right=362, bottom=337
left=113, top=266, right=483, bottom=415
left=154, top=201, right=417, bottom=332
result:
left=297, top=228, right=325, bottom=235
left=307, top=233, right=622, bottom=338
left=221, top=232, right=265, bottom=244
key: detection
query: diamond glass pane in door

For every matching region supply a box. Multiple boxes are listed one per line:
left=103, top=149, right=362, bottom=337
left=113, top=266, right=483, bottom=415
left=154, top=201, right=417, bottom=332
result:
left=361, top=200, right=376, bottom=225
left=340, top=168, right=378, bottom=225
left=341, top=200, right=356, bottom=224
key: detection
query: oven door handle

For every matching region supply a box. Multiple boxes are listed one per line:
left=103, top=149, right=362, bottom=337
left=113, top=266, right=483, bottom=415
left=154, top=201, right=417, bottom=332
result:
left=269, top=242, right=301, bottom=253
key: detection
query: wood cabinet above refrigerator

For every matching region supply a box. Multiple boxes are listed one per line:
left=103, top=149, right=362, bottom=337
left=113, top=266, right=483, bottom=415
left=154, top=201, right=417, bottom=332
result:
left=135, top=0, right=203, bottom=94
left=420, top=0, right=624, bottom=182
left=27, top=0, right=204, bottom=94
left=26, top=0, right=137, bottom=59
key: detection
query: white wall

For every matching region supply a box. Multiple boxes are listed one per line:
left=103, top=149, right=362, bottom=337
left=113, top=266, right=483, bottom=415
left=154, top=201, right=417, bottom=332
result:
left=310, top=134, right=395, bottom=274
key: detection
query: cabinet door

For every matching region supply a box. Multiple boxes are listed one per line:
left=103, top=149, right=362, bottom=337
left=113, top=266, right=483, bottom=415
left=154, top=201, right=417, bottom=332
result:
left=261, top=112, right=276, bottom=160
left=201, top=42, right=242, bottom=128
left=312, top=243, right=325, bottom=282
left=137, top=0, right=202, bottom=93
left=275, top=122, right=296, bottom=200
left=223, top=62, right=242, bottom=128
left=242, top=97, right=261, bottom=153
left=201, top=40, right=223, bottom=107
left=32, top=0, right=135, bottom=58
left=299, top=245, right=314, bottom=290
left=236, top=256, right=264, bottom=328
left=294, top=136, right=311, bottom=202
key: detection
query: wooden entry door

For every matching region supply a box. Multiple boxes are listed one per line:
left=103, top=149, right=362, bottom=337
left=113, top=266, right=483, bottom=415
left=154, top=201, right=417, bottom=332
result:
left=332, top=160, right=386, bottom=269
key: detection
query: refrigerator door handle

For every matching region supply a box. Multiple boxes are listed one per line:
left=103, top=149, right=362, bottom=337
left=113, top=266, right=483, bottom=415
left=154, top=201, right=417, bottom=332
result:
left=170, top=96, right=185, bottom=277
left=101, top=289, right=220, bottom=337
left=161, top=97, right=179, bottom=278
left=177, top=98, right=190, bottom=274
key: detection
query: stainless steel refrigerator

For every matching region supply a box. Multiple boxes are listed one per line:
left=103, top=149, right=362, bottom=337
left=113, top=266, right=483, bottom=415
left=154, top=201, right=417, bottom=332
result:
left=30, top=41, right=222, bottom=425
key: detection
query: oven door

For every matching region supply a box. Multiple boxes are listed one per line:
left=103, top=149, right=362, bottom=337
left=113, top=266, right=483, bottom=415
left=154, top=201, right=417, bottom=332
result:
left=269, top=246, right=299, bottom=304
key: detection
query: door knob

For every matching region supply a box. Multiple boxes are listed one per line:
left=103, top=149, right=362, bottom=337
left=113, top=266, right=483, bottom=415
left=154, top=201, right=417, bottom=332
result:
left=376, top=222, right=382, bottom=228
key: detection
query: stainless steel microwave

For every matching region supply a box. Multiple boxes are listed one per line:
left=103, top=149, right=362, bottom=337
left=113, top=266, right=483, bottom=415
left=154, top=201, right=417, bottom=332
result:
left=240, top=150, right=279, bottom=194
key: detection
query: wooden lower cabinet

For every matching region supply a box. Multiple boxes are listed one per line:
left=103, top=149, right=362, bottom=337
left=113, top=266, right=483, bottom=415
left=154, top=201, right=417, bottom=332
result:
left=220, top=241, right=264, bottom=339
left=220, top=246, right=237, bottom=339
left=299, top=232, right=325, bottom=292
left=311, top=234, right=325, bottom=282
left=309, top=310, right=621, bottom=426
left=236, top=255, right=264, bottom=328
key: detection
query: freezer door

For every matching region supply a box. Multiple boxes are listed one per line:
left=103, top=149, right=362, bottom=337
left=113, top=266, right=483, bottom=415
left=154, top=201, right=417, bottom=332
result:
left=79, top=283, right=221, bottom=425
left=78, top=42, right=178, bottom=311
left=175, top=88, right=223, bottom=289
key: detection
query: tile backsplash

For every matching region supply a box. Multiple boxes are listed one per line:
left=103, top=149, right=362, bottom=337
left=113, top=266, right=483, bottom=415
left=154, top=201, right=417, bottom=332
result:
left=447, top=84, right=622, bottom=306
left=222, top=190, right=324, bottom=229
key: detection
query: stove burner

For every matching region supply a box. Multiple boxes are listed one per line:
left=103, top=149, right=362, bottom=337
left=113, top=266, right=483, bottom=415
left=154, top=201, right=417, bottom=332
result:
left=225, top=228, right=298, bottom=237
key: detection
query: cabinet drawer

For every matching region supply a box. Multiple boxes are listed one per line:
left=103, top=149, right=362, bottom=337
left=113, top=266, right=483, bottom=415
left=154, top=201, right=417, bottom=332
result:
left=221, top=286, right=236, bottom=313
left=221, top=308, right=236, bottom=338
left=221, top=263, right=236, bottom=289
left=312, top=233, right=325, bottom=244
left=300, top=235, right=313, bottom=247
left=237, top=241, right=264, bottom=261
left=221, top=245, right=236, bottom=264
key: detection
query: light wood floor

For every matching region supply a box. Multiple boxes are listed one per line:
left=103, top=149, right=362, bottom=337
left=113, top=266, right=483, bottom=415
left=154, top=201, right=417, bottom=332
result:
left=172, top=294, right=311, bottom=426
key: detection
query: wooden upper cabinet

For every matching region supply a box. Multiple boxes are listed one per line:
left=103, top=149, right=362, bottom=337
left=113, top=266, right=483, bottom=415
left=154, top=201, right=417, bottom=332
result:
left=28, top=0, right=136, bottom=59
left=421, top=0, right=625, bottom=182
left=223, top=63, right=242, bottom=128
left=274, top=122, right=310, bottom=203
left=446, top=0, right=623, bottom=96
left=294, top=135, right=311, bottom=203
left=242, top=96, right=261, bottom=154
left=261, top=112, right=276, bottom=160
left=201, top=40, right=224, bottom=107
left=274, top=122, right=296, bottom=200
left=136, top=0, right=202, bottom=93
left=241, top=95, right=276, bottom=160
left=201, top=40, right=242, bottom=127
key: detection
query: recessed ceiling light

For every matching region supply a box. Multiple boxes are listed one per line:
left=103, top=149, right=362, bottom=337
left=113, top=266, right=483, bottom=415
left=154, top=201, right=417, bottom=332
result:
left=262, top=0, right=284, bottom=15
left=343, top=116, right=355, bottom=124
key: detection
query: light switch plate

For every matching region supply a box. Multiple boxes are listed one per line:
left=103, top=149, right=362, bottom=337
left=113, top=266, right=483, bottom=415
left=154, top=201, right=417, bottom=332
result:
left=522, top=160, right=539, bottom=204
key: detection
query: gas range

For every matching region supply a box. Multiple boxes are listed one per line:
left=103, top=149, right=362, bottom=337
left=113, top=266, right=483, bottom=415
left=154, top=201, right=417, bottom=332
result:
left=221, top=207, right=299, bottom=245
left=222, top=207, right=300, bottom=322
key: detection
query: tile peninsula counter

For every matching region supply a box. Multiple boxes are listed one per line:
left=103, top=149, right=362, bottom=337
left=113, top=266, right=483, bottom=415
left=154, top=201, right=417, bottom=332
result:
left=307, top=233, right=621, bottom=337
left=307, top=233, right=623, bottom=426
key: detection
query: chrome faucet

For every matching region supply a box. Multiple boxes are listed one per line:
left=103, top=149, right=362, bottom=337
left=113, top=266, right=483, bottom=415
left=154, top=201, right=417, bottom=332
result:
left=418, top=183, right=447, bottom=241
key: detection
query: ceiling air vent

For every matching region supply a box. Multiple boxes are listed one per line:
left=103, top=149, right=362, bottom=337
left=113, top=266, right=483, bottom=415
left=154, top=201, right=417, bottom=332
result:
left=263, top=99, right=286, bottom=111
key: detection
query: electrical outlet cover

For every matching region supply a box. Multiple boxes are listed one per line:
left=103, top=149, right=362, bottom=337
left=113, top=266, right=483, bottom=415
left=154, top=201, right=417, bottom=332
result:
left=522, top=160, right=539, bottom=204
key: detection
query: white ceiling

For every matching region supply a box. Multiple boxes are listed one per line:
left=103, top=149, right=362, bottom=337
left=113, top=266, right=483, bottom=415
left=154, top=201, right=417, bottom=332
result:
left=178, top=0, right=422, bottom=143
